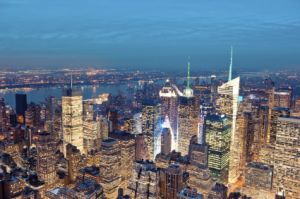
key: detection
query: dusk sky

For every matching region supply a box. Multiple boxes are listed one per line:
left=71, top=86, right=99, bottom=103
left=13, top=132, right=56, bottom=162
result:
left=0, top=0, right=300, bottom=71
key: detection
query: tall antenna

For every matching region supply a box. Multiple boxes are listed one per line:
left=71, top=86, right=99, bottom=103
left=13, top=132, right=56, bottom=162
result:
left=187, top=56, right=191, bottom=89
left=70, top=72, right=73, bottom=89
left=228, top=46, right=233, bottom=82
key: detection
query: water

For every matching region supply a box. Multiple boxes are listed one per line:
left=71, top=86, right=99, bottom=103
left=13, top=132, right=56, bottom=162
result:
left=0, top=84, right=130, bottom=108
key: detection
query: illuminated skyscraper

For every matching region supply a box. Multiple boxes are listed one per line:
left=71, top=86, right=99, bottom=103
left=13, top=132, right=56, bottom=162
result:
left=205, top=114, right=231, bottom=183
left=273, top=116, right=300, bottom=198
left=62, top=88, right=84, bottom=155
left=99, top=138, right=121, bottom=198
left=216, top=75, right=240, bottom=184
left=159, top=79, right=178, bottom=145
left=178, top=60, right=199, bottom=156
left=141, top=100, right=161, bottom=160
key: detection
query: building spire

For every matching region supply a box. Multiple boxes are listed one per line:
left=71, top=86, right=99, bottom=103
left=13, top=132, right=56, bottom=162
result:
left=187, top=56, right=191, bottom=89
left=70, top=72, right=73, bottom=89
left=228, top=46, right=233, bottom=82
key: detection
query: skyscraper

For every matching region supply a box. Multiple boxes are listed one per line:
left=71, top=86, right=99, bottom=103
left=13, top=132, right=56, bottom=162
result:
left=62, top=88, right=84, bottom=155
left=141, top=100, right=161, bottom=160
left=99, top=138, right=121, bottom=198
left=15, top=93, right=27, bottom=124
left=178, top=60, right=199, bottom=156
left=205, top=114, right=231, bottom=183
left=216, top=76, right=240, bottom=184
left=159, top=79, right=178, bottom=146
left=273, top=116, right=300, bottom=198
left=36, top=132, right=58, bottom=186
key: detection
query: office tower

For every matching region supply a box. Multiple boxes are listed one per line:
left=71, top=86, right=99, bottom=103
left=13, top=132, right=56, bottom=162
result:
left=159, top=79, right=178, bottom=144
left=0, top=98, right=7, bottom=129
left=269, top=107, right=290, bottom=145
left=205, top=114, right=231, bottom=183
left=210, top=75, right=218, bottom=110
left=161, top=128, right=172, bottom=155
left=99, top=138, right=121, bottom=198
left=291, top=97, right=300, bottom=116
left=83, top=100, right=94, bottom=120
left=216, top=76, right=240, bottom=183
left=66, top=144, right=86, bottom=183
left=83, top=120, right=101, bottom=153
left=135, top=134, right=148, bottom=161
left=274, top=89, right=292, bottom=108
left=264, top=78, right=275, bottom=144
left=178, top=187, right=204, bottom=199
left=127, top=160, right=159, bottom=199
left=44, top=96, right=57, bottom=133
left=245, top=162, right=273, bottom=191
left=36, top=132, right=58, bottom=186
left=207, top=183, right=228, bottom=199
left=189, top=136, right=208, bottom=168
left=273, top=117, right=300, bottom=198
left=108, top=109, right=119, bottom=131
left=25, top=103, right=41, bottom=128
left=62, top=88, right=84, bottom=154
left=141, top=100, right=161, bottom=160
left=159, top=164, right=183, bottom=199
left=15, top=93, right=27, bottom=124
left=178, top=61, right=198, bottom=156
left=110, top=131, right=135, bottom=190
left=188, top=136, right=214, bottom=197
left=97, top=115, right=109, bottom=140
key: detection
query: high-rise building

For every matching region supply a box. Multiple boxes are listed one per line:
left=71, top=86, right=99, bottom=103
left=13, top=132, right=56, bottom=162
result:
left=216, top=76, right=240, bottom=184
left=188, top=136, right=214, bottom=197
left=159, top=164, right=183, bottom=199
left=274, top=89, right=292, bottom=108
left=62, top=88, right=84, bottom=155
left=273, top=116, right=300, bottom=198
left=0, top=98, right=7, bottom=129
left=109, top=131, right=136, bottom=190
left=15, top=93, right=27, bottom=124
left=135, top=133, right=148, bottom=161
left=83, top=100, right=94, bottom=121
left=36, top=132, right=58, bottom=186
left=159, top=79, right=178, bottom=144
left=127, top=160, right=159, bottom=199
left=66, top=144, right=86, bottom=183
left=99, top=138, right=121, bottom=198
left=161, top=128, right=172, bottom=155
left=244, top=162, right=273, bottom=191
left=141, top=100, right=161, bottom=160
left=205, top=114, right=231, bottom=183
left=83, top=120, right=101, bottom=153
left=269, top=107, right=290, bottom=145
left=178, top=60, right=199, bottom=156
left=25, top=103, right=41, bottom=128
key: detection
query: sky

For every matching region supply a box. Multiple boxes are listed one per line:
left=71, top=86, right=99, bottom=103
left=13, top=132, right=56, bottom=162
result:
left=0, top=0, right=300, bottom=72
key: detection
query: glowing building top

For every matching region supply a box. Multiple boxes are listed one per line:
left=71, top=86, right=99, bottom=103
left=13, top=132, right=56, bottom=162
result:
left=183, top=58, right=194, bottom=98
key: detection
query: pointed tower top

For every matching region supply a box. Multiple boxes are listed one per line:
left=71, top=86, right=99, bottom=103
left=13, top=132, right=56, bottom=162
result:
left=187, top=56, right=191, bottom=89
left=183, top=56, right=193, bottom=98
left=70, top=72, right=73, bottom=89
left=228, top=46, right=233, bottom=82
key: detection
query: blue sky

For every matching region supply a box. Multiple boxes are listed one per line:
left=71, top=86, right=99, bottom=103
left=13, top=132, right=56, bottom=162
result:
left=0, top=0, right=300, bottom=71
